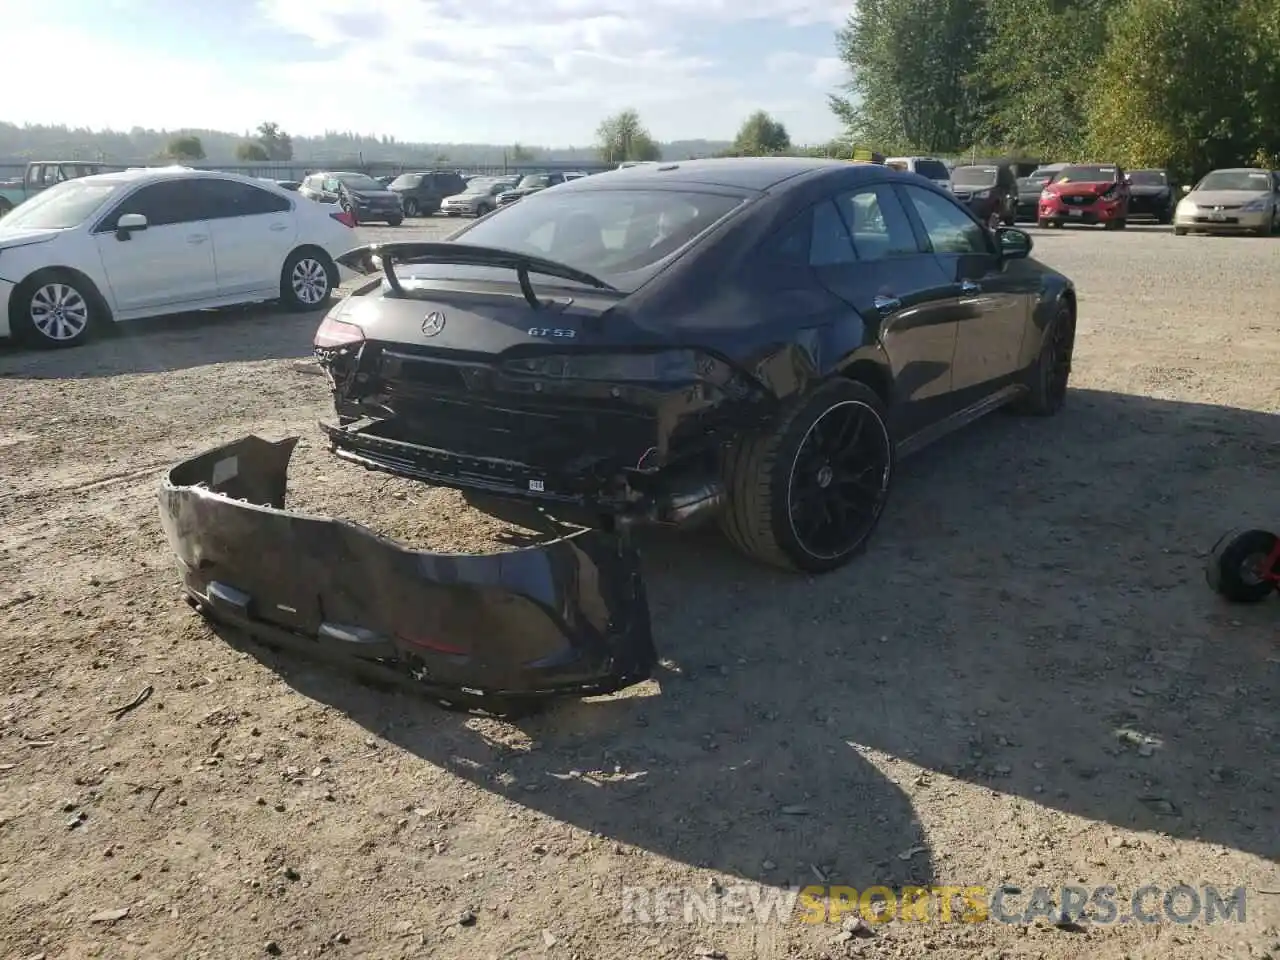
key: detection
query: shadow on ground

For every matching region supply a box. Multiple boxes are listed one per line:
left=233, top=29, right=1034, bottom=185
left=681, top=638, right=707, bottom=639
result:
left=0, top=304, right=324, bottom=379
left=215, top=386, right=1279, bottom=885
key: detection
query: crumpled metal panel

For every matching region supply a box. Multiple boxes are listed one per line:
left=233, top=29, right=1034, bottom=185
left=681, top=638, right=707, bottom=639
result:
left=157, top=435, right=655, bottom=709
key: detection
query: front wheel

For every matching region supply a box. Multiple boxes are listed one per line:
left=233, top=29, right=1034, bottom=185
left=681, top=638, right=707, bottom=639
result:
left=11, top=271, right=102, bottom=349
left=1206, top=529, right=1279, bottom=603
left=1011, top=299, right=1074, bottom=417
left=279, top=249, right=337, bottom=311
left=387, top=216, right=403, bottom=227
left=721, top=379, right=894, bottom=573
left=402, top=198, right=419, bottom=217
left=1174, top=226, right=1188, bottom=236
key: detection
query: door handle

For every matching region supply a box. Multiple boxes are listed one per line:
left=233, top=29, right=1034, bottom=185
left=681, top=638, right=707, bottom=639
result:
left=960, top=280, right=981, bottom=295
left=269, top=223, right=288, bottom=232
left=187, top=235, right=208, bottom=245
left=873, top=294, right=901, bottom=313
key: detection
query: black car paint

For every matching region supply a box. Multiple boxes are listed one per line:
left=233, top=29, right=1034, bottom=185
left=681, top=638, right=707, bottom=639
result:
left=159, top=435, right=655, bottom=709
left=389, top=171, right=468, bottom=215
left=315, top=159, right=1072, bottom=521
left=951, top=163, right=1019, bottom=226
left=299, top=173, right=403, bottom=224
left=1125, top=169, right=1176, bottom=221
left=497, top=172, right=568, bottom=206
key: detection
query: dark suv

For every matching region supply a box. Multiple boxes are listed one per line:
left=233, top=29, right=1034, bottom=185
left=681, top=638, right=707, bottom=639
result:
left=386, top=171, right=467, bottom=217
left=299, top=172, right=403, bottom=226
left=950, top=162, right=1018, bottom=229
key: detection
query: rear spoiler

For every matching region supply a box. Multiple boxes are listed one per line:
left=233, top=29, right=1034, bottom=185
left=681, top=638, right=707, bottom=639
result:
left=336, top=241, right=616, bottom=310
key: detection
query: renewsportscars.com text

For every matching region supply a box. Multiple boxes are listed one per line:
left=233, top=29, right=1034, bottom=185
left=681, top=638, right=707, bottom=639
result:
left=620, top=883, right=1248, bottom=926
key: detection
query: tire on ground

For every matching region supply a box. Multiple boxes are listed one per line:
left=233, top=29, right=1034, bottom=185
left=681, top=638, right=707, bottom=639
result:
left=279, top=248, right=338, bottom=311
left=9, top=268, right=105, bottom=349
left=1010, top=298, right=1075, bottom=417
left=1206, top=528, right=1279, bottom=603
left=720, top=378, right=893, bottom=574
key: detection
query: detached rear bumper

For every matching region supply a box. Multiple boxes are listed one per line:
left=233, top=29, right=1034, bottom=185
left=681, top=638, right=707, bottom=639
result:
left=158, top=436, right=655, bottom=707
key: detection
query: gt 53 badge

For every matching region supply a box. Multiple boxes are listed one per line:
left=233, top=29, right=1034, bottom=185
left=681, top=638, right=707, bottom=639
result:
left=528, top=327, right=576, bottom=338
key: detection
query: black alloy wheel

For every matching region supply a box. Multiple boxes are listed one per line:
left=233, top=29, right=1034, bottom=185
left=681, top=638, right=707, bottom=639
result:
left=1011, top=300, right=1074, bottom=416
left=786, top=400, right=893, bottom=561
left=721, top=379, right=894, bottom=573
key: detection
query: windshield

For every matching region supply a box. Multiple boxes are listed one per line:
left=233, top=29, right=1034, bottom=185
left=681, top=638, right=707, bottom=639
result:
left=914, top=160, right=950, bottom=181
left=1196, top=170, right=1272, bottom=192
left=1056, top=165, right=1118, bottom=184
left=336, top=173, right=385, bottom=192
left=1028, top=168, right=1060, bottom=183
left=1128, top=170, right=1168, bottom=186
left=407, top=189, right=744, bottom=293
left=518, top=175, right=551, bottom=189
left=389, top=174, right=422, bottom=189
left=0, top=179, right=122, bottom=230
left=462, top=179, right=496, bottom=194
left=952, top=166, right=998, bottom=187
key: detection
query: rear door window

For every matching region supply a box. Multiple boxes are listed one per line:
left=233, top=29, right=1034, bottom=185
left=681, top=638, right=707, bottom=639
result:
left=835, top=185, right=921, bottom=261
left=914, top=159, right=950, bottom=181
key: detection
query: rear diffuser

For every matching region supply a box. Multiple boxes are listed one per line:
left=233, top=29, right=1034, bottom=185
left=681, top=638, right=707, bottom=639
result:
left=158, top=436, right=655, bottom=710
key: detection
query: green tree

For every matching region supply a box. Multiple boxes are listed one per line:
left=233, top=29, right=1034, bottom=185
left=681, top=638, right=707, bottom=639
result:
left=235, top=141, right=270, bottom=161
left=1085, top=0, right=1258, bottom=176
left=595, top=109, right=662, bottom=163
left=255, top=121, right=294, bottom=161
left=165, top=135, right=205, bottom=161
left=732, top=111, right=791, bottom=155
left=830, top=0, right=992, bottom=153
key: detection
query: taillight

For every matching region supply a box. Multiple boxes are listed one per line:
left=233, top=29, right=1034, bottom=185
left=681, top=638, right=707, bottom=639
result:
left=331, top=210, right=356, bottom=228
left=314, top=314, right=365, bottom=348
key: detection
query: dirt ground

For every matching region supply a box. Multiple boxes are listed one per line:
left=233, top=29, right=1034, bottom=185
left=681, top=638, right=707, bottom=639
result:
left=0, top=219, right=1277, bottom=960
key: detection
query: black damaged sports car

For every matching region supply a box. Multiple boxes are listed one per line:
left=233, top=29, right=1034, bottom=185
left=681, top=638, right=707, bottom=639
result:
left=316, top=158, right=1077, bottom=573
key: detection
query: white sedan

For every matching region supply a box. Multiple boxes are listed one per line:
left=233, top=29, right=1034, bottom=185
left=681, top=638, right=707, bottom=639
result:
left=0, top=167, right=359, bottom=348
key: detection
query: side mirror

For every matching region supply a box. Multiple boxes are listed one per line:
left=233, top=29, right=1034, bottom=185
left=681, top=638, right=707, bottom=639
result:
left=996, top=226, right=1032, bottom=260
left=115, top=212, right=148, bottom=240
left=1181, top=184, right=1192, bottom=194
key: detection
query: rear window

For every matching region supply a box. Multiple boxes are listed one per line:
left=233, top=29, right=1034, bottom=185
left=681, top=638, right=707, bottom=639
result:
left=438, top=189, right=745, bottom=291
left=952, top=165, right=999, bottom=186
left=1056, top=165, right=1118, bottom=184
left=914, top=160, right=949, bottom=181
left=1128, top=170, right=1167, bottom=186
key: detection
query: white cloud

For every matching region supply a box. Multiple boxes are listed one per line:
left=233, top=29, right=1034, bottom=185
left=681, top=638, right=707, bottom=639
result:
left=4, top=0, right=849, bottom=145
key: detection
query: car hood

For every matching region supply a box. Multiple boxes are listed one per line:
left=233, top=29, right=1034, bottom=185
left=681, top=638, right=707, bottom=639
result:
left=0, top=228, right=63, bottom=251
left=443, top=193, right=486, bottom=203
left=348, top=189, right=399, bottom=201
left=1185, top=189, right=1270, bottom=206
left=1127, top=184, right=1170, bottom=196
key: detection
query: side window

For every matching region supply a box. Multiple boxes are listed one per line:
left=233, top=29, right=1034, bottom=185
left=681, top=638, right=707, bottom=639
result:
left=834, top=186, right=920, bottom=261
left=809, top=200, right=856, bottom=266
left=901, top=185, right=989, bottom=255
left=101, top=181, right=203, bottom=229
left=26, top=165, right=43, bottom=186
left=323, top=178, right=339, bottom=192
left=193, top=179, right=291, bottom=218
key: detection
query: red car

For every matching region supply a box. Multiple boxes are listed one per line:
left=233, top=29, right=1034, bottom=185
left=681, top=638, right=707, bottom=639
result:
left=1038, top=163, right=1130, bottom=229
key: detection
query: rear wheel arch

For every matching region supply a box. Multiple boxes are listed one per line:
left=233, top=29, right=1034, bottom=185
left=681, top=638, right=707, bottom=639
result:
left=839, top=358, right=893, bottom=406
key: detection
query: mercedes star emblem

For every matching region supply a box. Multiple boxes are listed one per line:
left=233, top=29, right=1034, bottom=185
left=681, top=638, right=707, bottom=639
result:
left=422, top=311, right=446, bottom=336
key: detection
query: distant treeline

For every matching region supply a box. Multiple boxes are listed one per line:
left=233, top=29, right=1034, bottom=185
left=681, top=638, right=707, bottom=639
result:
left=0, top=122, right=733, bottom=166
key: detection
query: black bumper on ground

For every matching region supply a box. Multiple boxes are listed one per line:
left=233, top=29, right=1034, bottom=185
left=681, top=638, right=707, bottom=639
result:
left=157, top=435, right=655, bottom=709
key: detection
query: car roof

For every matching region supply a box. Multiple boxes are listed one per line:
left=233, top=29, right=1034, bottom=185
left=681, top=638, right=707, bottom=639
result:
left=558, top=157, right=867, bottom=193
left=1207, top=167, right=1269, bottom=174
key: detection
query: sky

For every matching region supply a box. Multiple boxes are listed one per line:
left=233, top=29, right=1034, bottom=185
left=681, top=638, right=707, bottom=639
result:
left=6, top=0, right=853, bottom=147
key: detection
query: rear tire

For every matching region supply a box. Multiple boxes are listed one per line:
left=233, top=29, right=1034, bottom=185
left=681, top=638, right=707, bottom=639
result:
left=1206, top=529, right=1279, bottom=603
left=1174, top=227, right=1188, bottom=236
left=279, top=249, right=337, bottom=311
left=387, top=216, right=403, bottom=227
left=10, top=269, right=103, bottom=349
left=402, top=198, right=419, bottom=217
left=720, top=379, right=894, bottom=573
left=1011, top=298, right=1075, bottom=417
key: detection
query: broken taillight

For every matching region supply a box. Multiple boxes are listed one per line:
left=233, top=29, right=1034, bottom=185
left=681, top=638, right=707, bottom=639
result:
left=314, top=314, right=365, bottom=348
left=330, top=210, right=356, bottom=228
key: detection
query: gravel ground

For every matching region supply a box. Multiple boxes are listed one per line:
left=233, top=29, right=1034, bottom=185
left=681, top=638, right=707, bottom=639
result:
left=0, top=217, right=1277, bottom=960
